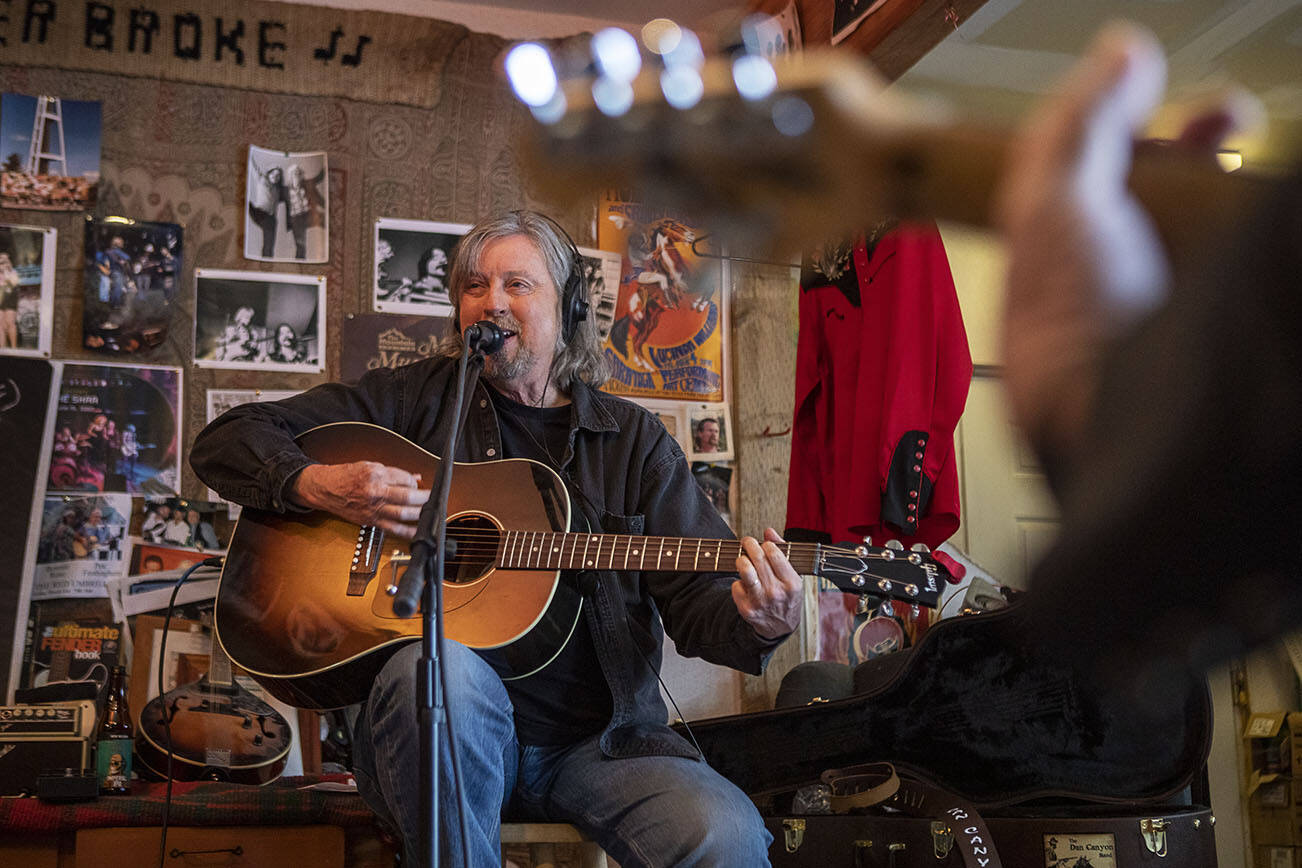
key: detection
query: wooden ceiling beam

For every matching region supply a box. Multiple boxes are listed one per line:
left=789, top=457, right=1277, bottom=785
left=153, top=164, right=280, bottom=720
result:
left=750, top=0, right=991, bottom=82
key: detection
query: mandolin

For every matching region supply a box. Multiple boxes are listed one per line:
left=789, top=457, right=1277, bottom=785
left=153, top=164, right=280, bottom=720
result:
left=135, top=630, right=292, bottom=785
left=215, top=422, right=949, bottom=710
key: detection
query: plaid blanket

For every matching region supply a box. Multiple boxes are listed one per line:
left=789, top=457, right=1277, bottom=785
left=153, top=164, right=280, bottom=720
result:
left=0, top=775, right=377, bottom=834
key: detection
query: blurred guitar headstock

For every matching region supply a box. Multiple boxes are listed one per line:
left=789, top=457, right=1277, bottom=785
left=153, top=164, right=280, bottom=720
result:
left=506, top=17, right=1267, bottom=259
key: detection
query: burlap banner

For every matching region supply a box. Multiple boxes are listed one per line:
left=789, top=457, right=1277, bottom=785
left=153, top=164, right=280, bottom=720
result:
left=0, top=0, right=468, bottom=108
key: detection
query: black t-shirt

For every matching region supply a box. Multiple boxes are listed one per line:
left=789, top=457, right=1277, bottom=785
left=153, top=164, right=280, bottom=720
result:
left=488, top=385, right=614, bottom=745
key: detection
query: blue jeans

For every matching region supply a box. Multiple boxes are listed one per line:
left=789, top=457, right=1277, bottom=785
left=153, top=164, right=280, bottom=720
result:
left=351, top=641, right=772, bottom=868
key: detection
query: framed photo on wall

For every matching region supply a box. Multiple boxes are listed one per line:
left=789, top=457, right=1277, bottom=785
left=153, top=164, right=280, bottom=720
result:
left=373, top=218, right=469, bottom=317
left=0, top=223, right=55, bottom=357
left=82, top=217, right=181, bottom=354
left=193, top=269, right=325, bottom=372
left=244, top=146, right=328, bottom=263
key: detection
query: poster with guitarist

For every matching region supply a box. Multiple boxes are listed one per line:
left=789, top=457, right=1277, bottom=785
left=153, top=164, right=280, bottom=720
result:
left=597, top=192, right=726, bottom=402
left=32, top=493, right=131, bottom=599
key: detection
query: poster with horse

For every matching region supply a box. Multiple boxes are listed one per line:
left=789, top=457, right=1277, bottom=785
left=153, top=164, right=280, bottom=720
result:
left=597, top=194, right=727, bottom=403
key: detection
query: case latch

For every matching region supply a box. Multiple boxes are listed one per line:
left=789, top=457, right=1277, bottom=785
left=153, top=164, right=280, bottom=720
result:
left=783, top=818, right=806, bottom=853
left=1140, top=818, right=1169, bottom=857
left=931, top=821, right=954, bottom=858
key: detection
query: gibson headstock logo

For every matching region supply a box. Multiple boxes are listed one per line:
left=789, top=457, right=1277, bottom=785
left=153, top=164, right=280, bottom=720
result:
left=922, top=563, right=939, bottom=594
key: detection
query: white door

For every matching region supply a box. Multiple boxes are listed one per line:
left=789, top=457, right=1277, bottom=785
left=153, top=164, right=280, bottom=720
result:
left=952, top=373, right=1058, bottom=588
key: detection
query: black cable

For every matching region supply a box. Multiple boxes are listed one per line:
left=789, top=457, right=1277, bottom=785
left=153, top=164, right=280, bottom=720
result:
left=632, top=637, right=704, bottom=760
left=155, top=556, right=224, bottom=868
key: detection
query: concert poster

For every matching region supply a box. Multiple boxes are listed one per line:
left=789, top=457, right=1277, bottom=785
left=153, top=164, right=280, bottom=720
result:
left=244, top=145, right=329, bottom=264
left=46, top=362, right=181, bottom=495
left=373, top=218, right=469, bottom=317
left=0, top=93, right=101, bottom=211
left=31, top=493, right=132, bottom=599
left=597, top=193, right=727, bottom=403
left=193, top=269, right=325, bottom=372
left=205, top=388, right=303, bottom=425
left=340, top=312, right=450, bottom=383
left=82, top=217, right=182, bottom=354
left=0, top=223, right=56, bottom=357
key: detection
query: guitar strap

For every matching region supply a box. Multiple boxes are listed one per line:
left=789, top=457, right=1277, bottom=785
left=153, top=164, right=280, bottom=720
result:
left=821, top=762, right=1003, bottom=868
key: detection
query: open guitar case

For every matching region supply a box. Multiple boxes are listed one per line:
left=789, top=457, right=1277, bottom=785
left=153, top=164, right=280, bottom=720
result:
left=673, top=600, right=1218, bottom=866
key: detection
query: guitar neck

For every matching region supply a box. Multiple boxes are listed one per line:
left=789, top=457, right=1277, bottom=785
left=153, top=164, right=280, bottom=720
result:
left=527, top=50, right=1271, bottom=263
left=498, top=530, right=808, bottom=574
left=494, top=530, right=942, bottom=608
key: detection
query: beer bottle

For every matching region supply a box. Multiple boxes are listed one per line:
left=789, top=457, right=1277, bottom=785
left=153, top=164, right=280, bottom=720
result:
left=96, top=665, right=133, bottom=794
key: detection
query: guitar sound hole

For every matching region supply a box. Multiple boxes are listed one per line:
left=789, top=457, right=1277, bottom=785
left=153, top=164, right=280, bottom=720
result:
left=446, top=515, right=499, bottom=584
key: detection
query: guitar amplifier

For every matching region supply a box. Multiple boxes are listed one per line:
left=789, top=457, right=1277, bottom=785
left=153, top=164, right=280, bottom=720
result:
left=0, top=701, right=96, bottom=796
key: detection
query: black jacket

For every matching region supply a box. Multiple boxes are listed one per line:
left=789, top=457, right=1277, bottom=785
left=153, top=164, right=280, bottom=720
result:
left=190, top=355, right=781, bottom=758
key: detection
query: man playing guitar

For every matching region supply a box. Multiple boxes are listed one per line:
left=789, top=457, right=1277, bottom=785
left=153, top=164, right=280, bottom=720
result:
left=192, top=210, right=803, bottom=868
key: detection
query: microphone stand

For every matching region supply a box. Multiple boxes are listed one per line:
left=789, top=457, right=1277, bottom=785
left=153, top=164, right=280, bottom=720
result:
left=391, top=331, right=489, bottom=868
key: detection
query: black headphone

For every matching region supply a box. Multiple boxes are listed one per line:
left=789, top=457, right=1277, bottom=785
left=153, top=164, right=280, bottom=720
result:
left=526, top=211, right=590, bottom=345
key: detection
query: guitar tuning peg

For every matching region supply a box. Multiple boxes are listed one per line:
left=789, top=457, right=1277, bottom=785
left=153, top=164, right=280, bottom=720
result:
left=910, top=543, right=931, bottom=554
left=862, top=535, right=873, bottom=546
left=885, top=540, right=904, bottom=551
left=880, top=600, right=895, bottom=618
left=910, top=604, right=920, bottom=618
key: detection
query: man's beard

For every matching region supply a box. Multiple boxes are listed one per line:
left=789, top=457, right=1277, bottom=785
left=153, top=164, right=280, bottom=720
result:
left=479, top=317, right=536, bottom=384
left=483, top=341, right=536, bottom=383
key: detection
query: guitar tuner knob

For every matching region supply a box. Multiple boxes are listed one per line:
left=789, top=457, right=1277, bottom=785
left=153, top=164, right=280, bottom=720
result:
left=862, top=536, right=872, bottom=546
left=385, top=584, right=398, bottom=596
left=910, top=543, right=931, bottom=553
left=885, top=540, right=904, bottom=551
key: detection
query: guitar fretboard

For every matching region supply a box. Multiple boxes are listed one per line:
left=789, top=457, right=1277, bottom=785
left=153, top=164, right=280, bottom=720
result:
left=497, top=531, right=820, bottom=574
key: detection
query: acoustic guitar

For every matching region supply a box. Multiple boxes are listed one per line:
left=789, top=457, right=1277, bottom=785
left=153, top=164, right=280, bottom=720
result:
left=522, top=48, right=1272, bottom=261
left=135, top=633, right=292, bottom=785
left=215, top=422, right=948, bottom=710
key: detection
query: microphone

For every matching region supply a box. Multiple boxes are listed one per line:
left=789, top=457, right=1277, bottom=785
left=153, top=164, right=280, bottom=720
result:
left=463, top=320, right=512, bottom=355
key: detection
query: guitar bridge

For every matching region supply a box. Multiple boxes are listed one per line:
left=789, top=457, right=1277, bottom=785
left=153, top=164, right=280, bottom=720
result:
left=348, top=526, right=384, bottom=595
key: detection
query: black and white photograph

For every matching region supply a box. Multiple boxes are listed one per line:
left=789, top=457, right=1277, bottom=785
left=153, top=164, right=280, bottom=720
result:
left=373, top=217, right=469, bottom=316
left=83, top=217, right=181, bottom=354
left=244, top=145, right=329, bottom=263
left=0, top=223, right=55, bottom=356
left=688, top=403, right=734, bottom=462
left=193, top=269, right=325, bottom=372
left=577, top=246, right=623, bottom=342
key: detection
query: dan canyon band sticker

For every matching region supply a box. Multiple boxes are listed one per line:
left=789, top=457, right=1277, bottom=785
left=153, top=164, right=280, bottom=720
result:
left=1045, top=834, right=1115, bottom=868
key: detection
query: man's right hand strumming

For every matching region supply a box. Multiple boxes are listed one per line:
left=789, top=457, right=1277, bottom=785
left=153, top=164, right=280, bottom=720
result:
left=290, top=462, right=430, bottom=539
